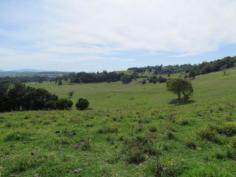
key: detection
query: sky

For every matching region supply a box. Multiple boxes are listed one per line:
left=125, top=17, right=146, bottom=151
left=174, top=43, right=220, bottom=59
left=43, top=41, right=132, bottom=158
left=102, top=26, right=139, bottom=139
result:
left=0, top=0, right=236, bottom=72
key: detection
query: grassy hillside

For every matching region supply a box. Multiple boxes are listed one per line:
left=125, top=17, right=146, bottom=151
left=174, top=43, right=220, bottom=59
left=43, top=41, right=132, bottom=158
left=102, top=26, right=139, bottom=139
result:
left=0, top=69, right=236, bottom=177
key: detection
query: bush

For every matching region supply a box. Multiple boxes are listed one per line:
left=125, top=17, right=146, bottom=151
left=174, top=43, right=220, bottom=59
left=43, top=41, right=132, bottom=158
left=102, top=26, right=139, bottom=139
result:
left=4, top=132, right=31, bottom=142
left=185, top=140, right=197, bottom=150
left=216, top=122, right=236, bottom=137
left=76, top=98, right=89, bottom=110
left=183, top=165, right=234, bottom=177
left=97, top=127, right=119, bottom=134
left=153, top=159, right=185, bottom=177
left=56, top=99, right=73, bottom=110
left=125, top=135, right=158, bottom=164
left=121, top=75, right=133, bottom=84
left=198, top=128, right=222, bottom=144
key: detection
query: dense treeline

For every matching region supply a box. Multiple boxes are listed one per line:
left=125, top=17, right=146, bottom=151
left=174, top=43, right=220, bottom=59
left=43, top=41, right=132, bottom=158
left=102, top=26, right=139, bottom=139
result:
left=0, top=81, right=73, bottom=112
left=0, top=76, right=55, bottom=83
left=0, top=56, right=235, bottom=84
left=128, top=56, right=236, bottom=75
left=68, top=71, right=123, bottom=83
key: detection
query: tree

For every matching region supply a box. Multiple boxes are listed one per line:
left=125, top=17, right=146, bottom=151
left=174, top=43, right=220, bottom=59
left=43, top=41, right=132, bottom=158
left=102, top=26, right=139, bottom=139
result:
left=0, top=82, right=73, bottom=112
left=121, top=75, right=133, bottom=84
left=76, top=98, right=89, bottom=110
left=167, top=79, right=193, bottom=102
left=58, top=80, right=63, bottom=86
left=188, top=71, right=196, bottom=79
left=56, top=99, right=73, bottom=110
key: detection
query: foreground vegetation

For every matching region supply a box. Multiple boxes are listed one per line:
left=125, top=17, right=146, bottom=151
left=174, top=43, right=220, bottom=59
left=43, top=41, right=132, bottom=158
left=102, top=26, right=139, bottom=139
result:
left=0, top=68, right=236, bottom=177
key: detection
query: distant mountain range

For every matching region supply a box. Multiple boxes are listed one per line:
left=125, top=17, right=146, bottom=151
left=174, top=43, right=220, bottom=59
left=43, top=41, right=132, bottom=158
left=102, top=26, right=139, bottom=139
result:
left=0, top=69, right=70, bottom=77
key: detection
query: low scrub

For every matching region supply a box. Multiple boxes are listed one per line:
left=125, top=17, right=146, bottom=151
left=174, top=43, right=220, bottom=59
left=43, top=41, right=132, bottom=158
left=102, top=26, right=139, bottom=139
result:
left=125, top=136, right=158, bottom=164
left=152, top=159, right=185, bottom=177
left=216, top=122, right=236, bottom=137
left=198, top=128, right=222, bottom=144
left=97, top=127, right=119, bottom=134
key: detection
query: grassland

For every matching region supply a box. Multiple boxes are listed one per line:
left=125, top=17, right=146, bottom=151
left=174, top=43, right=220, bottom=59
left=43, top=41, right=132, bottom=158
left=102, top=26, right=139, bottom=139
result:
left=0, top=69, right=236, bottom=177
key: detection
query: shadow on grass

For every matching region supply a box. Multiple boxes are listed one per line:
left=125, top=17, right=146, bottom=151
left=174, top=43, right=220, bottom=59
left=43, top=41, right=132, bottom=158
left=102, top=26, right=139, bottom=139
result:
left=168, top=99, right=195, bottom=106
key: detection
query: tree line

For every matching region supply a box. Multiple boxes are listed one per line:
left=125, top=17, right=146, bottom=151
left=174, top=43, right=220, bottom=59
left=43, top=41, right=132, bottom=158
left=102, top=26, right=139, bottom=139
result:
left=0, top=81, right=73, bottom=112
left=128, top=56, right=236, bottom=76
left=0, top=56, right=235, bottom=84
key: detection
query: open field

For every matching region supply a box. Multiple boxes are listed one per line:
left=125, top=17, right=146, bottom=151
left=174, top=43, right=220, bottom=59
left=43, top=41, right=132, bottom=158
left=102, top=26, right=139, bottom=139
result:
left=0, top=68, right=236, bottom=177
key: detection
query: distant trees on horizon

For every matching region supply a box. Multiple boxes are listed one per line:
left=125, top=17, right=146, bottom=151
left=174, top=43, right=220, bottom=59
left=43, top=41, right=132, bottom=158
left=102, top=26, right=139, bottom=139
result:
left=0, top=56, right=235, bottom=84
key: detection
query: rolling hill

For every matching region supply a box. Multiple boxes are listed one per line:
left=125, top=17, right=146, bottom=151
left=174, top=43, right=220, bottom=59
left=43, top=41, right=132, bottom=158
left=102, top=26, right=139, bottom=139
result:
left=0, top=68, right=235, bottom=177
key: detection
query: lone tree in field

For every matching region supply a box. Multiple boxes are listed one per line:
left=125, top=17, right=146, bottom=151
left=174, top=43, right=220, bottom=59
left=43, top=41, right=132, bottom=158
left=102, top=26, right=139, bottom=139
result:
left=167, top=78, right=193, bottom=102
left=76, top=98, right=89, bottom=110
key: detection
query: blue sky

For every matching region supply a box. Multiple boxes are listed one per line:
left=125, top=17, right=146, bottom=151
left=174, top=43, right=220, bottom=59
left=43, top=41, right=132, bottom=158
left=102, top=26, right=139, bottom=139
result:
left=1, top=0, right=236, bottom=72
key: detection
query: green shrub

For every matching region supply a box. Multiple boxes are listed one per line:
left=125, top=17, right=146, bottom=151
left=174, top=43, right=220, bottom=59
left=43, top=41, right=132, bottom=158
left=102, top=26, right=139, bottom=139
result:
left=149, top=126, right=157, bottom=132
left=153, top=159, right=185, bottom=177
left=217, top=122, right=236, bottom=137
left=76, top=98, right=89, bottom=110
left=125, top=135, right=158, bottom=164
left=4, top=132, right=31, bottom=142
left=226, top=149, right=236, bottom=161
left=198, top=128, right=222, bottom=144
left=97, top=127, right=118, bottom=134
left=183, top=165, right=234, bottom=177
left=185, top=140, right=197, bottom=150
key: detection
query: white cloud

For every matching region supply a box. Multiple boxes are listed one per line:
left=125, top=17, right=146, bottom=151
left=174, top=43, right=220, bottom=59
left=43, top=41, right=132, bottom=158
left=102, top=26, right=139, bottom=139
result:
left=1, top=0, right=236, bottom=70
left=39, top=0, right=236, bottom=54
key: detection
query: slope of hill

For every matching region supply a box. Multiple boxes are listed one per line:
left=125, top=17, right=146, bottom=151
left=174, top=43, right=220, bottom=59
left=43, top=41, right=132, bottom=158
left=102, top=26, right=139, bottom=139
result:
left=0, top=68, right=236, bottom=177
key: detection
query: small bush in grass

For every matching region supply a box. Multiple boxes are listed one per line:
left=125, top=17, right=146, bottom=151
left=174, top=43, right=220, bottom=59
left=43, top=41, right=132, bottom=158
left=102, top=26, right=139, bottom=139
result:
left=216, top=122, right=236, bottom=137
left=166, top=131, right=175, bottom=140
left=179, top=119, right=190, bottom=126
left=76, top=98, right=89, bottom=110
left=125, top=137, right=146, bottom=164
left=226, top=149, right=236, bottom=161
left=78, top=137, right=92, bottom=151
left=125, top=135, right=158, bottom=164
left=232, top=137, right=236, bottom=149
left=184, top=165, right=234, bottom=177
left=198, top=128, right=222, bottom=144
left=149, top=126, right=157, bottom=132
left=4, top=132, right=31, bottom=142
left=185, top=140, right=197, bottom=150
left=215, top=151, right=225, bottom=160
left=97, top=127, right=119, bottom=134
left=153, top=159, right=185, bottom=177
left=3, top=154, right=45, bottom=176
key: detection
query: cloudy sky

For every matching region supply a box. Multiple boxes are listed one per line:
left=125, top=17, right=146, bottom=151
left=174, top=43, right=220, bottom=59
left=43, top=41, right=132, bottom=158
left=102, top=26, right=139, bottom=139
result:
left=1, top=0, right=236, bottom=71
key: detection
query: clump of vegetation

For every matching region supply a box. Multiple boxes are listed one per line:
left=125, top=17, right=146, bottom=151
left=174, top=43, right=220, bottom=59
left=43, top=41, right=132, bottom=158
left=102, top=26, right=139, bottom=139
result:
left=216, top=122, right=236, bottom=137
left=185, top=140, right=197, bottom=150
left=198, top=128, right=222, bottom=144
left=149, top=126, right=157, bottom=132
left=68, top=91, right=74, bottom=98
left=151, top=159, right=185, bottom=177
left=121, top=75, right=133, bottom=84
left=78, top=137, right=92, bottom=151
left=124, top=136, right=158, bottom=164
left=76, top=98, right=89, bottom=110
left=0, top=82, right=73, bottom=112
left=4, top=132, right=31, bottom=142
left=3, top=154, right=45, bottom=176
left=97, top=127, right=118, bottom=134
left=167, top=78, right=193, bottom=103
left=56, top=99, right=73, bottom=110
